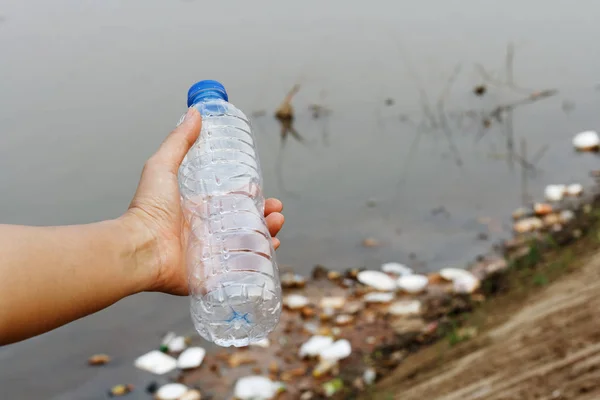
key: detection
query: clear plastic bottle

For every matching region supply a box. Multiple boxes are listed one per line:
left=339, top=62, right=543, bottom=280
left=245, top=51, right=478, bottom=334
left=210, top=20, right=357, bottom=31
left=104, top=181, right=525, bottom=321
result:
left=178, top=80, right=282, bottom=347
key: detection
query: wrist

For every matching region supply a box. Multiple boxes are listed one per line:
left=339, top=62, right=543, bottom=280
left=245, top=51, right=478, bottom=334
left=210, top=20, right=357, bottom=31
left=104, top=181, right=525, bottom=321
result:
left=116, top=212, right=161, bottom=294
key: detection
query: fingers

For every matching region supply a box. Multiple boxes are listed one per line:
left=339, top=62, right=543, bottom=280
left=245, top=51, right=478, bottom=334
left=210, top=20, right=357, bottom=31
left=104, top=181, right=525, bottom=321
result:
left=266, top=212, right=284, bottom=237
left=150, top=107, right=202, bottom=173
left=272, top=237, right=281, bottom=250
left=264, top=198, right=283, bottom=216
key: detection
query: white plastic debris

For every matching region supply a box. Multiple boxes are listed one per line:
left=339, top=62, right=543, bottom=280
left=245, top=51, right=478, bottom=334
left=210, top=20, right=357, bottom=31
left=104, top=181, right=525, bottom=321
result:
left=363, top=292, right=395, bottom=303
left=566, top=183, right=583, bottom=197
left=299, top=335, right=334, bottom=358
left=559, top=209, right=575, bottom=223
left=513, top=217, right=543, bottom=233
left=319, top=339, right=352, bottom=362
left=180, top=390, right=202, bottom=400
left=155, top=383, right=189, bottom=400
left=363, top=368, right=376, bottom=385
left=177, top=347, right=205, bottom=370
left=134, top=350, right=177, bottom=375
left=161, top=332, right=176, bottom=346
left=388, top=300, right=422, bottom=316
left=319, top=296, right=346, bottom=310
left=234, top=376, right=283, bottom=400
left=284, top=294, right=309, bottom=309
left=573, top=130, right=600, bottom=151
left=453, top=274, right=480, bottom=294
left=544, top=184, right=566, bottom=202
left=250, top=338, right=271, bottom=348
left=381, top=262, right=413, bottom=276
left=396, top=274, right=429, bottom=293
left=167, top=336, right=187, bottom=353
left=439, top=268, right=471, bottom=282
left=357, top=270, right=397, bottom=291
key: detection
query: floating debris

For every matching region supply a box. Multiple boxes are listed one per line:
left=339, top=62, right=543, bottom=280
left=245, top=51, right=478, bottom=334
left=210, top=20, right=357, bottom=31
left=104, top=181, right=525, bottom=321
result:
left=177, top=347, right=205, bottom=370
left=544, top=185, right=566, bottom=202
left=155, top=383, right=189, bottom=400
left=109, top=384, right=134, bottom=397
left=361, top=237, right=381, bottom=248
left=284, top=294, right=310, bottom=310
left=364, top=292, right=395, bottom=303
left=357, top=270, right=397, bottom=291
left=299, top=336, right=334, bottom=358
left=381, top=262, right=413, bottom=276
left=319, top=296, right=346, bottom=310
left=134, top=350, right=177, bottom=375
left=566, top=183, right=583, bottom=197
left=388, top=300, right=422, bottom=316
left=319, top=339, right=352, bottom=362
left=396, top=274, right=429, bottom=293
left=88, top=354, right=111, bottom=366
left=473, top=84, right=487, bottom=96
left=513, top=217, right=543, bottom=233
left=233, top=376, right=284, bottom=400
left=573, top=130, right=600, bottom=151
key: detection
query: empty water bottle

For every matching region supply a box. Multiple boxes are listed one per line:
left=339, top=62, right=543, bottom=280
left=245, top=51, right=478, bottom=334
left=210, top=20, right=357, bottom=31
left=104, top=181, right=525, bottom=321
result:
left=178, top=80, right=282, bottom=347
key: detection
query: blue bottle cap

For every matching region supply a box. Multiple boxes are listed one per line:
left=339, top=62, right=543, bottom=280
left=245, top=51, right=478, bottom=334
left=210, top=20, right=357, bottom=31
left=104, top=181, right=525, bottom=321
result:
left=187, top=80, right=228, bottom=106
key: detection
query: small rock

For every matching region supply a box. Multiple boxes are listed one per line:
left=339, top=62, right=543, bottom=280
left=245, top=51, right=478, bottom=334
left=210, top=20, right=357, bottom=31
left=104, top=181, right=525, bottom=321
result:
left=390, top=317, right=426, bottom=334
left=319, top=296, right=346, bottom=310
left=319, top=307, right=335, bottom=321
left=327, top=271, right=342, bottom=280
left=180, top=390, right=202, bottom=400
left=544, top=185, right=566, bottom=202
left=250, top=338, right=271, bottom=348
left=534, top=203, right=553, bottom=216
left=228, top=351, right=256, bottom=368
left=268, top=361, right=280, bottom=374
left=559, top=209, right=575, bottom=223
left=281, top=366, right=308, bottom=381
left=357, top=270, right=397, bottom=291
left=484, top=259, right=508, bottom=275
left=281, top=272, right=307, bottom=289
left=513, top=217, right=543, bottom=233
left=363, top=368, right=376, bottom=385
left=283, top=294, right=309, bottom=310
left=381, top=262, right=413, bottom=276
left=573, top=130, right=600, bottom=151
left=566, top=183, right=583, bottom=197
left=155, top=383, right=189, bottom=400
left=301, top=306, right=316, bottom=319
left=134, top=350, right=177, bottom=375
left=543, top=213, right=561, bottom=227
left=319, top=339, right=352, bottom=362
left=343, top=301, right=364, bottom=314
left=335, top=314, right=354, bottom=326
left=234, top=376, right=283, bottom=400
left=299, top=336, right=334, bottom=358
left=364, top=292, right=395, bottom=303
left=365, top=336, right=376, bottom=345
left=109, top=384, right=134, bottom=397
left=312, top=265, right=329, bottom=279
left=167, top=336, right=187, bottom=353
left=396, top=274, right=429, bottom=293
left=313, top=359, right=338, bottom=378
left=161, top=332, right=176, bottom=347
left=388, top=300, right=422, bottom=316
left=303, top=323, right=319, bottom=334
left=362, top=238, right=381, bottom=248
left=88, top=354, right=111, bottom=366
left=453, top=274, right=480, bottom=294
left=177, top=347, right=205, bottom=370
left=300, top=391, right=314, bottom=400
left=512, top=207, right=532, bottom=220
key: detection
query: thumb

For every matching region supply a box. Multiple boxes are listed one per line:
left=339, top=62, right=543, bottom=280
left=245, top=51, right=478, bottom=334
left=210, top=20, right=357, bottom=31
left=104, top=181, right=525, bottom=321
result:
left=151, top=107, right=202, bottom=173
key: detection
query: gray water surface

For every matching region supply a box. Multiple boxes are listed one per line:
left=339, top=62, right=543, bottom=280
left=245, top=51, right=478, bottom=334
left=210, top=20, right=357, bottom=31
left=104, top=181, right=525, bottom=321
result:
left=1, top=1, right=600, bottom=398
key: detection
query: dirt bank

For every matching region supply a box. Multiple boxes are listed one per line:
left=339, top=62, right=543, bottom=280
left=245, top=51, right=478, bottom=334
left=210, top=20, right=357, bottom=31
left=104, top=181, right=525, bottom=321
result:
left=373, top=223, right=600, bottom=399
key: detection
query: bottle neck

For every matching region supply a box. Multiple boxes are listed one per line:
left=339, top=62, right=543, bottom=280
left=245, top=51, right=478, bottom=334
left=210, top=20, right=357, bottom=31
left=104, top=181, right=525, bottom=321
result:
left=188, top=90, right=227, bottom=107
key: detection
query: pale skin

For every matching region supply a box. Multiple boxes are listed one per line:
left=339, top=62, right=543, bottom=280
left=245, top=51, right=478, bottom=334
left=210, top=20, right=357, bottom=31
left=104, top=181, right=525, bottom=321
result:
left=0, top=107, right=285, bottom=345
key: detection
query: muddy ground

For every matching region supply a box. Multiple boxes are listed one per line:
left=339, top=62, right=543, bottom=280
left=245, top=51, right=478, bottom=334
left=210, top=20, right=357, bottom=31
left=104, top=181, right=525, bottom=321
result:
left=372, top=220, right=600, bottom=400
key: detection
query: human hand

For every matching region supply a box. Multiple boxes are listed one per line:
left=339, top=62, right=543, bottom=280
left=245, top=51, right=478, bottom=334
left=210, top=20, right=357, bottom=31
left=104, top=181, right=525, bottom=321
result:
left=122, top=107, right=284, bottom=295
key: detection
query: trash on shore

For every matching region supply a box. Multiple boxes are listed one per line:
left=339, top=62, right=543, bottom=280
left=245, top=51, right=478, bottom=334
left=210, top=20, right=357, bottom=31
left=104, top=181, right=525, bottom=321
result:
left=388, top=300, right=422, bottom=316
left=134, top=350, right=177, bottom=375
left=361, top=237, right=381, bottom=248
left=177, top=347, right=206, bottom=370
left=513, top=217, right=543, bottom=233
left=381, top=262, right=413, bottom=276
left=109, top=384, right=134, bottom=397
left=573, top=130, right=600, bottom=151
left=567, top=183, right=584, bottom=197
left=233, top=376, right=284, bottom=400
left=396, top=274, right=429, bottom=293
left=544, top=185, right=566, bottom=202
left=357, top=270, right=397, bottom=291
left=299, top=336, right=334, bottom=358
left=363, top=292, right=395, bottom=303
left=284, top=294, right=310, bottom=309
left=88, top=354, right=111, bottom=366
left=155, top=383, right=189, bottom=400
left=318, top=339, right=352, bottom=362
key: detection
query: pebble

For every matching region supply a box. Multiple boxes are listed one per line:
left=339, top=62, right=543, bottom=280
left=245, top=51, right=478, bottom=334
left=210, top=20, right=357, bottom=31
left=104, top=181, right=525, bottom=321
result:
left=357, top=270, right=397, bottom=291
left=380, top=262, right=413, bottom=276
left=177, top=347, right=205, bottom=370
left=250, top=338, right=271, bottom=348
left=573, top=130, right=600, bottom=151
left=566, top=183, right=583, bottom=197
left=363, top=368, right=376, bottom=385
left=167, top=336, right=187, bottom=353
left=559, top=209, right=575, bottom=223
left=284, top=294, right=310, bottom=309
left=335, top=314, right=354, bottom=325
left=109, top=384, right=134, bottom=397
left=180, top=390, right=202, bottom=400
left=299, top=335, right=334, bottom=358
left=453, top=274, right=480, bottom=294
left=155, top=383, right=189, bottom=400
left=313, top=359, right=338, bottom=378
left=388, top=300, right=422, bottom=316
left=88, top=354, right=111, bottom=366
left=363, top=292, right=395, bottom=303
left=281, top=272, right=307, bottom=289
left=396, top=274, right=429, bottom=293
left=134, top=350, right=177, bottom=375
left=513, top=217, right=543, bottom=233
left=228, top=351, right=256, bottom=368
left=319, top=296, right=346, bottom=310
left=512, top=207, right=532, bottom=220
left=544, top=185, right=566, bottom=202
left=319, top=339, right=352, bottom=362
left=362, top=238, right=381, bottom=248
left=233, top=376, right=283, bottom=400
left=534, top=203, right=553, bottom=216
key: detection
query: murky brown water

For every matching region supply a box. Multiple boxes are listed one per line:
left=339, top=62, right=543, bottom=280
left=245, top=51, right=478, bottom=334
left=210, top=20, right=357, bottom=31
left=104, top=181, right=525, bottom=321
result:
left=1, top=0, right=600, bottom=398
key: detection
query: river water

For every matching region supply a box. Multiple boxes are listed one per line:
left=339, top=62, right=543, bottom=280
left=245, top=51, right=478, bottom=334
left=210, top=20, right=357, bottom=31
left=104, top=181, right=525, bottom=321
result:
left=1, top=0, right=599, bottom=398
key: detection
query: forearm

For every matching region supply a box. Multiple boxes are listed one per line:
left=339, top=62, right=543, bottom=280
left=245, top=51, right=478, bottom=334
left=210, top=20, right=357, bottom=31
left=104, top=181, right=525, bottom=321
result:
left=0, top=218, right=154, bottom=345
